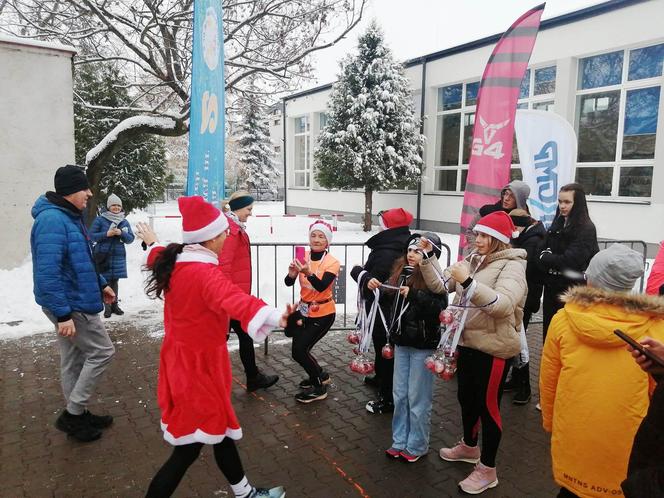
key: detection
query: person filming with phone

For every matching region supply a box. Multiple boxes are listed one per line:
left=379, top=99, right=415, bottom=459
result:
left=540, top=244, right=664, bottom=498
left=284, top=220, right=340, bottom=403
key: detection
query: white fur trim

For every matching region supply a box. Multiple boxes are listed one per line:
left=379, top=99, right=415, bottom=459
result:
left=182, top=212, right=228, bottom=244
left=473, top=224, right=510, bottom=244
left=161, top=421, right=242, bottom=446
left=378, top=216, right=386, bottom=230
left=247, top=306, right=281, bottom=342
left=176, top=244, right=219, bottom=264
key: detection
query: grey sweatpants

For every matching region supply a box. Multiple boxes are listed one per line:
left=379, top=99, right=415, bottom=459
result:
left=43, top=309, right=115, bottom=415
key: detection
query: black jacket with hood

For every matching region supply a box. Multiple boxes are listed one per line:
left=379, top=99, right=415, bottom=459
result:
left=512, top=221, right=546, bottom=313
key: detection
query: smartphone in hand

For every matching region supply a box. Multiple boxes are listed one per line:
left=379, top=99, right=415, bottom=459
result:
left=614, top=329, right=664, bottom=368
left=295, top=246, right=306, bottom=264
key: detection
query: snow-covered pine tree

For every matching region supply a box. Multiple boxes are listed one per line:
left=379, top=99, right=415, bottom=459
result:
left=315, top=21, right=424, bottom=231
left=74, top=63, right=171, bottom=217
left=237, top=96, right=281, bottom=197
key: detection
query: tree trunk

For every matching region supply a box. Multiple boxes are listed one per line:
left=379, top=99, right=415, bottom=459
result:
left=83, top=116, right=188, bottom=225
left=363, top=189, right=373, bottom=232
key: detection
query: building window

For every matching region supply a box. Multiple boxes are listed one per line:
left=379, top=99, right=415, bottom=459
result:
left=293, top=116, right=310, bottom=187
left=575, top=43, right=662, bottom=198
left=433, top=65, right=556, bottom=192
left=319, top=112, right=328, bottom=130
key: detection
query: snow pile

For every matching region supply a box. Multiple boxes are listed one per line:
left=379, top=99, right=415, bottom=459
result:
left=0, top=201, right=461, bottom=340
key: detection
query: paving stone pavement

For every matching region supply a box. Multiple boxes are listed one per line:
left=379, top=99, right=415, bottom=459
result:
left=0, top=311, right=557, bottom=498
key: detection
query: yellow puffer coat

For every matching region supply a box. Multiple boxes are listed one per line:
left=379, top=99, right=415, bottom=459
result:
left=540, top=286, right=664, bottom=498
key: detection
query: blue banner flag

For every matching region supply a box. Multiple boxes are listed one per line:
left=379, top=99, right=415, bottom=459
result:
left=186, top=0, right=225, bottom=203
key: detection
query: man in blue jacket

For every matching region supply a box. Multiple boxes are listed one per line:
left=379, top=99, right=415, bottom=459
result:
left=31, top=165, right=116, bottom=443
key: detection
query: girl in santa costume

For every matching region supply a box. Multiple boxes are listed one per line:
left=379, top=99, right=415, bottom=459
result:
left=419, top=211, right=527, bottom=495
left=136, top=196, right=292, bottom=498
left=284, top=220, right=340, bottom=403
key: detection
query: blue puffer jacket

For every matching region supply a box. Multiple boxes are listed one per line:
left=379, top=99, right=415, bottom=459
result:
left=90, top=215, right=135, bottom=279
left=31, top=195, right=106, bottom=319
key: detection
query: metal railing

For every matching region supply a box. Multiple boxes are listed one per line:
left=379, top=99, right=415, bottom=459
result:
left=250, top=240, right=453, bottom=353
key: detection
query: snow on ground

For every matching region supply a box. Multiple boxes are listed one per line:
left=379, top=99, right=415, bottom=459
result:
left=0, top=201, right=460, bottom=340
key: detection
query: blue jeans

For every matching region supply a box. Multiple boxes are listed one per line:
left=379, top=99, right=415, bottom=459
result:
left=391, top=345, right=435, bottom=455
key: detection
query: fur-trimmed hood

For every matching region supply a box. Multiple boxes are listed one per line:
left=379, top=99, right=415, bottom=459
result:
left=559, top=286, right=664, bottom=348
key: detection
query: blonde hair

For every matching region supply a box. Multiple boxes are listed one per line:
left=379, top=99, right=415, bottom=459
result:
left=221, top=190, right=252, bottom=212
left=486, top=237, right=511, bottom=255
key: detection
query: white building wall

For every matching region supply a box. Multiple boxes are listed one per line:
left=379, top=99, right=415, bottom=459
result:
left=0, top=37, right=76, bottom=269
left=283, top=0, right=664, bottom=247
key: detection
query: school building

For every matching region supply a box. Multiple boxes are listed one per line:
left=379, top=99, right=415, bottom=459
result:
left=279, top=0, right=664, bottom=253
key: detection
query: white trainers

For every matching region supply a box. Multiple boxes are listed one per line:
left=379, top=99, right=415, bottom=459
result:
left=439, top=439, right=481, bottom=464
left=458, top=462, right=498, bottom=494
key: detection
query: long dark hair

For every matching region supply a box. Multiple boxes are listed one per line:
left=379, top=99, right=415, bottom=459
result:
left=554, top=182, right=593, bottom=229
left=145, top=243, right=185, bottom=299
left=388, top=256, right=427, bottom=290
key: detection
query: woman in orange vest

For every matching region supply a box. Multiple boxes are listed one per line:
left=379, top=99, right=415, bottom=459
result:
left=285, top=220, right=340, bottom=403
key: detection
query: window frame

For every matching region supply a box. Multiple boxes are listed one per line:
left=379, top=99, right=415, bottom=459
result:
left=432, top=63, right=557, bottom=193
left=292, top=115, right=311, bottom=188
left=574, top=42, right=663, bottom=200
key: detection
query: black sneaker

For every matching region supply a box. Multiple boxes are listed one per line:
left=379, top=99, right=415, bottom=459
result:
left=295, top=385, right=327, bottom=404
left=111, top=303, right=124, bottom=315
left=365, top=398, right=394, bottom=414
left=248, top=486, right=286, bottom=498
left=298, top=371, right=331, bottom=389
left=103, top=305, right=112, bottom=318
left=55, top=410, right=102, bottom=442
left=247, top=372, right=279, bottom=392
left=82, top=410, right=114, bottom=429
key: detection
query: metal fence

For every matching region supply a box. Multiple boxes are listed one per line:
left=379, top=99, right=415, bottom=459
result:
left=250, top=240, right=453, bottom=352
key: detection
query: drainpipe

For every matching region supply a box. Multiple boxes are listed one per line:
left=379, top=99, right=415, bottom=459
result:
left=282, top=98, right=287, bottom=214
left=416, top=57, right=427, bottom=229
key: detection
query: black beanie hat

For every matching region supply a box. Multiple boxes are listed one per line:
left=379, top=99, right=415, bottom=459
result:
left=54, top=165, right=90, bottom=196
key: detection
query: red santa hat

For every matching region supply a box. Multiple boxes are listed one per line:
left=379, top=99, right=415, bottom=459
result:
left=379, top=208, right=414, bottom=229
left=309, top=219, right=333, bottom=245
left=178, top=196, right=229, bottom=244
left=473, top=211, right=519, bottom=244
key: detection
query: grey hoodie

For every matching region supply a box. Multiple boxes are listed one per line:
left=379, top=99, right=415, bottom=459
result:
left=506, top=180, right=530, bottom=211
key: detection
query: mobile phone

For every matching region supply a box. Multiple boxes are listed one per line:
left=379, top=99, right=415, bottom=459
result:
left=295, top=246, right=306, bottom=264
left=614, top=329, right=664, bottom=368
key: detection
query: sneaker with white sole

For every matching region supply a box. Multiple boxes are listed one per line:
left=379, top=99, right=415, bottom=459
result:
left=458, top=462, right=498, bottom=494
left=439, top=439, right=480, bottom=464
left=295, top=385, right=327, bottom=404
left=248, top=487, right=286, bottom=498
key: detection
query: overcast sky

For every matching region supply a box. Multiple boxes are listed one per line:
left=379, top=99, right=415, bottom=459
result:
left=306, top=0, right=607, bottom=90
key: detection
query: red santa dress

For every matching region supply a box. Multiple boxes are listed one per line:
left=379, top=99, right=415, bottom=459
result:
left=147, top=243, right=281, bottom=445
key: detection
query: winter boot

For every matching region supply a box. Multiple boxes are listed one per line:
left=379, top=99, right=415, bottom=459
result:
left=103, top=305, right=112, bottom=318
left=55, top=410, right=102, bottom=442
left=111, top=302, right=124, bottom=315
left=513, top=363, right=531, bottom=405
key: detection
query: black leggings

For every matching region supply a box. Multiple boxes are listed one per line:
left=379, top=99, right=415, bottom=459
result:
left=230, top=320, right=259, bottom=379
left=372, top=325, right=394, bottom=401
left=457, top=347, right=510, bottom=468
left=542, top=287, right=565, bottom=342
left=146, top=438, right=244, bottom=497
left=292, top=313, right=335, bottom=386
left=108, top=278, right=119, bottom=303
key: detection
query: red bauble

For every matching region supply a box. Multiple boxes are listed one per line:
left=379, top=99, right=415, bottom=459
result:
left=362, top=361, right=375, bottom=375
left=439, top=310, right=455, bottom=325
left=381, top=344, right=394, bottom=360
left=424, top=355, right=436, bottom=372
left=347, top=331, right=361, bottom=345
left=434, top=358, right=446, bottom=374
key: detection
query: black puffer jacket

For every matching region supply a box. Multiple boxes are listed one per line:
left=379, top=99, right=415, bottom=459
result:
left=512, top=221, right=546, bottom=313
left=384, top=284, right=447, bottom=350
left=538, top=216, right=599, bottom=295
left=350, top=226, right=411, bottom=299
